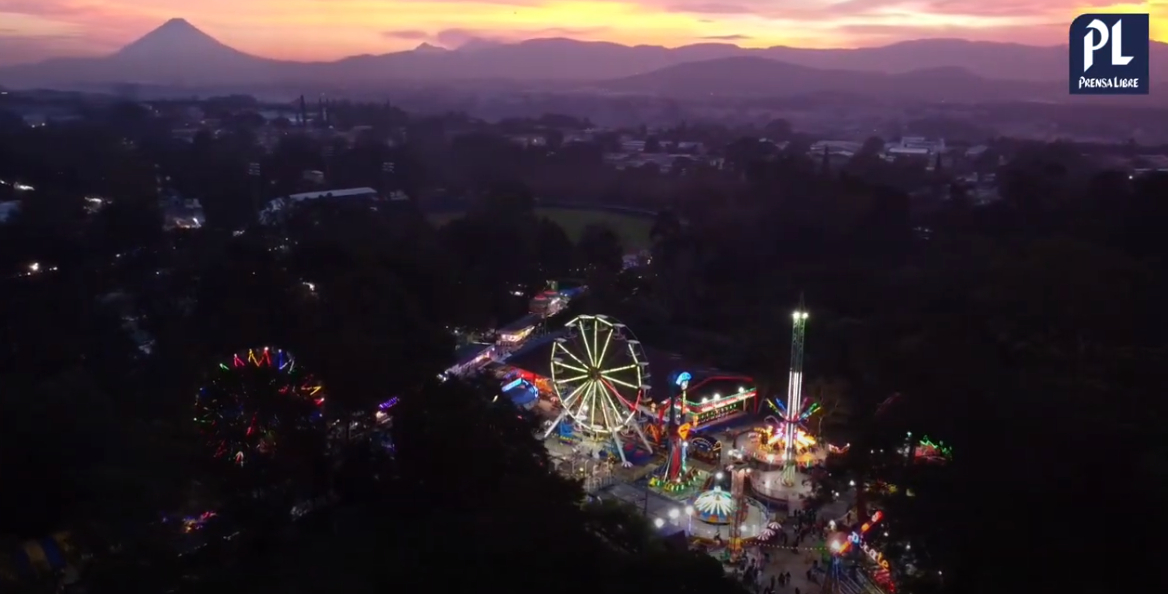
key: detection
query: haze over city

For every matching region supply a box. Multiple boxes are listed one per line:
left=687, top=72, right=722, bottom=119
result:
left=2, top=0, right=1166, bottom=66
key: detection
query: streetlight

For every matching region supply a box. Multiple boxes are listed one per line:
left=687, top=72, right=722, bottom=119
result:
left=668, top=508, right=680, bottom=521
left=653, top=517, right=665, bottom=529
left=849, top=479, right=856, bottom=487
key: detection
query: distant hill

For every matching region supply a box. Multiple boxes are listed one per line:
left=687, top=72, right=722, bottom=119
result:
left=1, top=17, right=1165, bottom=97
left=596, top=57, right=1063, bottom=102
left=755, top=40, right=1071, bottom=80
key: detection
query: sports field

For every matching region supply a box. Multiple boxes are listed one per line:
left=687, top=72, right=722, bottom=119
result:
left=427, top=207, right=654, bottom=251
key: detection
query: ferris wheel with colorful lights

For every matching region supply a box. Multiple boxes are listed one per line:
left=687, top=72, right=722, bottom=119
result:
left=542, top=314, right=654, bottom=465
left=193, top=346, right=327, bottom=467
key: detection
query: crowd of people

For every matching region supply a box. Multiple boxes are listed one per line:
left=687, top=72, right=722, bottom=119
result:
left=716, top=455, right=883, bottom=594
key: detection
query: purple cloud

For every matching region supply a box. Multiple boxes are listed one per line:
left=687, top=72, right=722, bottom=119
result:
left=0, top=0, right=86, bottom=16
left=434, top=27, right=609, bottom=48
left=654, top=0, right=834, bottom=20
left=657, top=0, right=1117, bottom=22
left=702, top=34, right=752, bottom=40
left=435, top=28, right=500, bottom=47
left=0, top=0, right=166, bottom=50
left=528, top=27, right=610, bottom=37
left=836, top=21, right=1066, bottom=43
left=0, top=32, right=100, bottom=66
left=382, top=29, right=429, bottom=40
left=825, top=0, right=1046, bottom=17
left=925, top=0, right=1120, bottom=17
left=666, top=3, right=755, bottom=13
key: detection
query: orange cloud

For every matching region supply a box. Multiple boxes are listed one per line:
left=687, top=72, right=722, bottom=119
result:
left=0, top=0, right=1164, bottom=65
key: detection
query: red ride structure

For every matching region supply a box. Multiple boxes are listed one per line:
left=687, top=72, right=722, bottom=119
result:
left=663, top=372, right=691, bottom=481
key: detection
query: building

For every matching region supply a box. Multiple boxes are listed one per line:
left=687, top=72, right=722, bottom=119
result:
left=529, top=290, right=568, bottom=318
left=886, top=137, right=946, bottom=159
left=619, top=139, right=646, bottom=153
left=666, top=376, right=758, bottom=430
left=965, top=145, right=989, bottom=159
left=809, top=140, right=863, bottom=156
left=444, top=343, right=496, bottom=377
left=259, top=187, right=379, bottom=225
left=83, top=196, right=107, bottom=215
left=603, top=152, right=706, bottom=173
left=622, top=250, right=651, bottom=270
left=509, top=134, right=548, bottom=147
left=163, top=198, right=204, bottom=230
left=562, top=131, right=594, bottom=145
left=670, top=141, right=705, bottom=154
left=497, top=313, right=542, bottom=346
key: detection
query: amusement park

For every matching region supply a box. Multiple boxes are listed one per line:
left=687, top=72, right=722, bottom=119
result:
left=465, top=292, right=953, bottom=594
left=1, top=284, right=950, bottom=594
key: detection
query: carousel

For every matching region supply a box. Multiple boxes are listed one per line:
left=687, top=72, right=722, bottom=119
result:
left=692, top=487, right=736, bottom=524
left=685, top=486, right=772, bottom=542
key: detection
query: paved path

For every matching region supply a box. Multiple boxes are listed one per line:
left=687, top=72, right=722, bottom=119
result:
left=741, top=530, right=882, bottom=594
left=747, top=524, right=826, bottom=594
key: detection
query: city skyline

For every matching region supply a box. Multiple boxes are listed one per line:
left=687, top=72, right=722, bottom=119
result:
left=0, top=0, right=1164, bottom=66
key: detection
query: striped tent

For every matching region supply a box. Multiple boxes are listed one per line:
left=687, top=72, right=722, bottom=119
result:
left=0, top=533, right=79, bottom=582
left=692, top=488, right=736, bottom=525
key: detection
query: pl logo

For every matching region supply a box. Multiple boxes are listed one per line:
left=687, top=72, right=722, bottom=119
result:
left=1069, top=13, right=1150, bottom=95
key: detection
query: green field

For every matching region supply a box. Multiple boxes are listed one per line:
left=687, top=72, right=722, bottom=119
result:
left=428, top=207, right=654, bottom=251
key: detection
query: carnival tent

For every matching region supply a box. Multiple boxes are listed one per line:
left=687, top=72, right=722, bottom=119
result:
left=692, top=487, right=736, bottom=525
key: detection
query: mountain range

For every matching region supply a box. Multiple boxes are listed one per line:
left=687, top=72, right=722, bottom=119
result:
left=598, top=60, right=1065, bottom=103
left=2, top=18, right=1166, bottom=102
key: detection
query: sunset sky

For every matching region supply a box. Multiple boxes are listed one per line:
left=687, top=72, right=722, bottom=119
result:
left=0, top=0, right=1164, bottom=65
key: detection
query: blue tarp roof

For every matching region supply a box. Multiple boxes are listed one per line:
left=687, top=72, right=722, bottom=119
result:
left=501, top=377, right=539, bottom=406
left=505, top=387, right=538, bottom=406
left=0, top=534, right=75, bottom=582
left=559, top=286, right=588, bottom=299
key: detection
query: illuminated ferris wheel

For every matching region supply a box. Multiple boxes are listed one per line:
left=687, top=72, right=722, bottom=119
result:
left=544, top=314, right=653, bottom=465
left=551, top=315, right=647, bottom=433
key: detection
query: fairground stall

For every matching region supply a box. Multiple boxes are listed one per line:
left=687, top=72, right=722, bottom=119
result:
left=644, top=374, right=760, bottom=434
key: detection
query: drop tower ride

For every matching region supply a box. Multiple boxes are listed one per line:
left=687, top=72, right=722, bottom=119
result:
left=781, top=299, right=809, bottom=487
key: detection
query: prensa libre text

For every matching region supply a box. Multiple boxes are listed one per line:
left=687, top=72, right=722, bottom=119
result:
left=1077, top=76, right=1141, bottom=89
